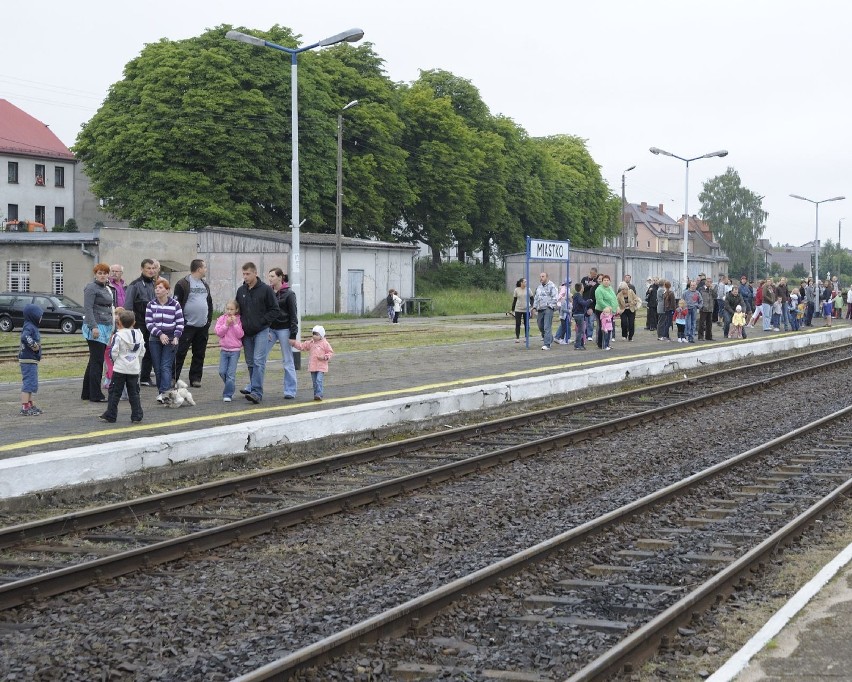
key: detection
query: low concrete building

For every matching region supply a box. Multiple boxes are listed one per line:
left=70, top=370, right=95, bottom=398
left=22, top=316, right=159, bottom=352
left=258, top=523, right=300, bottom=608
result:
left=197, top=227, right=418, bottom=315
left=0, top=226, right=197, bottom=299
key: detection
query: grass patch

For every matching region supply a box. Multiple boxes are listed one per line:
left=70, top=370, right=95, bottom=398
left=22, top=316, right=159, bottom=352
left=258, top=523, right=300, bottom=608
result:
left=425, top=288, right=509, bottom=316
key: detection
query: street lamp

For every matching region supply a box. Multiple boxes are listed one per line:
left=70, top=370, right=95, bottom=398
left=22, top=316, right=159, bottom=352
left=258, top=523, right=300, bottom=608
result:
left=649, top=147, right=728, bottom=285
left=226, top=26, right=364, bottom=357
left=789, top=194, right=845, bottom=287
left=335, top=99, right=359, bottom=314
left=620, top=165, right=636, bottom=282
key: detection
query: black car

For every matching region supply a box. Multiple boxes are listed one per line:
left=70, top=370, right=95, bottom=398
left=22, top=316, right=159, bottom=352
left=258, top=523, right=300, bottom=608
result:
left=0, top=292, right=86, bottom=334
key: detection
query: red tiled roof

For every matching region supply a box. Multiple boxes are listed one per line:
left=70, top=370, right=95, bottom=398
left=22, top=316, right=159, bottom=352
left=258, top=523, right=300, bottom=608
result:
left=0, top=99, right=75, bottom=161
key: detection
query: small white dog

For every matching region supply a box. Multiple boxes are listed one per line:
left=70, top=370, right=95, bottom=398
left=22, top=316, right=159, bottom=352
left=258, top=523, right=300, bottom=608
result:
left=165, top=379, right=196, bottom=408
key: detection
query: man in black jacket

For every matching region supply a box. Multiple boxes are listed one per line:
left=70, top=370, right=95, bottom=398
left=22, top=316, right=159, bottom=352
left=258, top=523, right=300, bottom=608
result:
left=174, top=259, right=213, bottom=387
left=267, top=268, right=299, bottom=399
left=124, top=259, right=157, bottom=385
left=236, top=262, right=279, bottom=404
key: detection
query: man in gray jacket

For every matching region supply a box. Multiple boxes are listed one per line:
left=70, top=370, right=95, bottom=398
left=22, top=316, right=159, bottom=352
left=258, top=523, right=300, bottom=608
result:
left=532, top=272, right=559, bottom=350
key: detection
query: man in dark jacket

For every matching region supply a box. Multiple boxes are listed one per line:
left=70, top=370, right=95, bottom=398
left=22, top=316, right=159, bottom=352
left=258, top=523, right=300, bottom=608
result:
left=267, top=268, right=299, bottom=399
left=645, top=278, right=658, bottom=331
left=174, top=259, right=213, bottom=387
left=723, top=287, right=747, bottom=339
left=236, top=262, right=279, bottom=404
left=698, top=280, right=714, bottom=340
left=124, top=259, right=157, bottom=385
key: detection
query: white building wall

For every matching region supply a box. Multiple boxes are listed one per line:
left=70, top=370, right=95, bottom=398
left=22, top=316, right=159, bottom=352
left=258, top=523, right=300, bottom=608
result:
left=0, top=154, right=75, bottom=227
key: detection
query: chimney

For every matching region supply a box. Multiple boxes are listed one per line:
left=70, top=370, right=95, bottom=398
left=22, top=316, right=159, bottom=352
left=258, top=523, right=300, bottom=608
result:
left=659, top=203, right=664, bottom=215
left=640, top=201, right=647, bottom=213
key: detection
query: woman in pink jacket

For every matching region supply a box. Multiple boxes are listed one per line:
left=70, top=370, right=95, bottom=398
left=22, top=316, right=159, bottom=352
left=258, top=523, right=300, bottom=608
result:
left=290, top=325, right=334, bottom=401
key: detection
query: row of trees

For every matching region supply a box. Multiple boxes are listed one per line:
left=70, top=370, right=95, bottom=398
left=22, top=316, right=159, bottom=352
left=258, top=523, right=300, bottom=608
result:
left=75, top=25, right=621, bottom=265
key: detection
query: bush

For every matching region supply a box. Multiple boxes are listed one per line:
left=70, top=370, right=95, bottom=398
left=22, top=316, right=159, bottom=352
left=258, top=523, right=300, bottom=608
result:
left=416, top=261, right=505, bottom=294
left=64, top=218, right=79, bottom=233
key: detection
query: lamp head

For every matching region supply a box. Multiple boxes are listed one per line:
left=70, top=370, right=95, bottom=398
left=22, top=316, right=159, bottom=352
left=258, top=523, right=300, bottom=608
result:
left=225, top=30, right=266, bottom=47
left=624, top=165, right=636, bottom=172
left=703, top=150, right=728, bottom=159
left=790, top=194, right=811, bottom=202
left=342, top=100, right=359, bottom=111
left=319, top=28, right=365, bottom=47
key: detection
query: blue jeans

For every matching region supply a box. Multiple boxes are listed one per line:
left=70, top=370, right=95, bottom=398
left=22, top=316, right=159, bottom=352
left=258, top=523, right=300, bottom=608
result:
left=218, top=349, right=241, bottom=399
left=311, top=371, right=325, bottom=398
left=779, top=305, right=790, bottom=331
left=537, top=308, right=554, bottom=347
left=685, top=308, right=697, bottom=340
left=242, top=328, right=271, bottom=399
left=149, top=339, right=176, bottom=393
left=603, top=330, right=612, bottom=348
left=573, top=313, right=586, bottom=348
left=762, top=302, right=773, bottom=330
left=267, top=329, right=297, bottom=397
left=554, top=316, right=569, bottom=342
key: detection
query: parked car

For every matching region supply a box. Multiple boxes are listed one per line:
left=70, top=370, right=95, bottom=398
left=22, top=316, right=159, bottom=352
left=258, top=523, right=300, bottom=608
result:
left=0, top=292, right=86, bottom=334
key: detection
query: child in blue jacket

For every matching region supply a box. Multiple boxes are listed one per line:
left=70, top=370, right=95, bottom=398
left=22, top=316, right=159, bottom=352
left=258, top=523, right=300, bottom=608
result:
left=18, top=303, right=44, bottom=416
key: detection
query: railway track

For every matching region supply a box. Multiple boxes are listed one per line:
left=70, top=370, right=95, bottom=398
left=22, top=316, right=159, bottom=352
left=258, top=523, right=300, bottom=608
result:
left=0, top=324, right=457, bottom=362
left=1, top=344, right=850, bottom=618
left=234, top=406, right=852, bottom=681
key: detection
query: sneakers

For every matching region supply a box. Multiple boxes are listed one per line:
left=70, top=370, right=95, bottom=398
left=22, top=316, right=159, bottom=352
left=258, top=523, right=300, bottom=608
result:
left=223, top=397, right=232, bottom=402
left=773, top=327, right=781, bottom=332
left=190, top=380, right=202, bottom=388
left=156, top=393, right=166, bottom=404
left=20, top=405, right=42, bottom=416
left=605, top=346, right=612, bottom=351
left=98, top=415, right=116, bottom=423
left=140, top=380, right=153, bottom=387
left=314, top=396, right=322, bottom=401
left=541, top=345, right=550, bottom=350
left=245, top=393, right=261, bottom=404
left=239, top=388, right=252, bottom=395
left=514, top=339, right=520, bottom=343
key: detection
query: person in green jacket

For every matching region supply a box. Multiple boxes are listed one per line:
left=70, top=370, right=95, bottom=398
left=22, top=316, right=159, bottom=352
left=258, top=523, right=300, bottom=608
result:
left=594, top=275, right=619, bottom=349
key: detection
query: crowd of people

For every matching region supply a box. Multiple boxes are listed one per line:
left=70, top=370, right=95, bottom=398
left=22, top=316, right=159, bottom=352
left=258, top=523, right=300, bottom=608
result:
left=17, top=258, right=334, bottom=420
left=513, top=267, right=849, bottom=351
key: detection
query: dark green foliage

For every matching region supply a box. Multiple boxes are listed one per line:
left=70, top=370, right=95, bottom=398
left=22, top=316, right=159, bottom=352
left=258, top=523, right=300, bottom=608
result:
left=74, top=25, right=619, bottom=262
left=64, top=218, right=78, bottom=233
left=415, top=261, right=506, bottom=293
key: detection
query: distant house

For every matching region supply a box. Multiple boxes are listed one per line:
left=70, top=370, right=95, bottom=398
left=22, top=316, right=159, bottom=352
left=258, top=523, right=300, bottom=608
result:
left=613, top=202, right=682, bottom=254
left=0, top=99, right=76, bottom=231
left=677, top=215, right=724, bottom=258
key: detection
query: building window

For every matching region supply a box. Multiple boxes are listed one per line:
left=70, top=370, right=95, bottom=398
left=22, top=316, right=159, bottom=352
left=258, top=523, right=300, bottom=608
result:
left=54, top=206, right=65, bottom=228
left=51, top=262, right=64, bottom=295
left=7, top=162, right=18, bottom=184
left=35, top=164, right=45, bottom=186
left=35, top=205, right=45, bottom=224
left=55, top=166, right=65, bottom=187
left=7, top=261, right=30, bottom=292
left=7, top=204, right=18, bottom=221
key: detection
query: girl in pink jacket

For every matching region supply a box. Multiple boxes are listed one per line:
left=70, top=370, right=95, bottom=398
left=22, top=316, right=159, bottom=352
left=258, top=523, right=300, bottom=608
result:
left=290, top=325, right=334, bottom=401
left=214, top=300, right=244, bottom=401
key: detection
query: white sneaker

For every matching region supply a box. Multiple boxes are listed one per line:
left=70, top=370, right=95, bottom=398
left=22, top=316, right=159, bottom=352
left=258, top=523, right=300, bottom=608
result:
left=223, top=397, right=232, bottom=402
left=541, top=345, right=550, bottom=350
left=156, top=393, right=166, bottom=404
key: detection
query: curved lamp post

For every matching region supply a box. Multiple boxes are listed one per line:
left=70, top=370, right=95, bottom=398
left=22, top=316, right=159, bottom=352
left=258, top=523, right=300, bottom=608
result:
left=336, top=99, right=359, bottom=314
left=789, top=194, right=845, bottom=287
left=649, top=147, right=728, bottom=285
left=226, top=27, right=364, bottom=355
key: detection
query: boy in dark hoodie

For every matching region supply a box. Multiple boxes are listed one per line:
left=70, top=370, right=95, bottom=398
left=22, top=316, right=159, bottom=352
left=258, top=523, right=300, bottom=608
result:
left=19, top=303, right=43, bottom=416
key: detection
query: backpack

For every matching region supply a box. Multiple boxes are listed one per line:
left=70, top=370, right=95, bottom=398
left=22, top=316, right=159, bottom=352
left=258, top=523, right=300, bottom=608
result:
left=387, top=293, right=394, bottom=306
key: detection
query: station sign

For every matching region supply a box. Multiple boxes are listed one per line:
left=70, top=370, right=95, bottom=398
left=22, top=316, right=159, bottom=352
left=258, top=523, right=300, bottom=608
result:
left=528, top=238, right=570, bottom=260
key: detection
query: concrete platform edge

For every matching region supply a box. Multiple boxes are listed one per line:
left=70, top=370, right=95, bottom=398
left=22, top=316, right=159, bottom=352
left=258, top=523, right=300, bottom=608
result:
left=1, top=328, right=848, bottom=501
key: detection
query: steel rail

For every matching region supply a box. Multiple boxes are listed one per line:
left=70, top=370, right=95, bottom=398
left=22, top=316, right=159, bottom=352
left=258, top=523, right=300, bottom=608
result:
left=0, top=352, right=848, bottom=611
left=228, top=405, right=852, bottom=682
left=565, top=479, right=852, bottom=681
left=3, top=342, right=847, bottom=550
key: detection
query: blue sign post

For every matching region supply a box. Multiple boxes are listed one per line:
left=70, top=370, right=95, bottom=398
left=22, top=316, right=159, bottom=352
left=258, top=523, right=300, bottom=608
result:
left=525, top=236, right=571, bottom=348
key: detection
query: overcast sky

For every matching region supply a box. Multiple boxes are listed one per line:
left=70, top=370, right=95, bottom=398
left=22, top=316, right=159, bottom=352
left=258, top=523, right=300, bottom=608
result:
left=5, top=0, right=850, bottom=248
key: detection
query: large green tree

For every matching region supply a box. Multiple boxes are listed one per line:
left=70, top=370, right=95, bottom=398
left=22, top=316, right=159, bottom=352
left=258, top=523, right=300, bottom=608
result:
left=397, top=81, right=484, bottom=265
left=533, top=135, right=621, bottom=247
left=75, top=25, right=409, bottom=233
left=698, top=168, right=766, bottom=277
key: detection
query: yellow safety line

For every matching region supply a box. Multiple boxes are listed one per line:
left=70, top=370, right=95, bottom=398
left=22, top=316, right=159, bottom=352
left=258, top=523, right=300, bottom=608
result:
left=0, top=332, right=805, bottom=454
